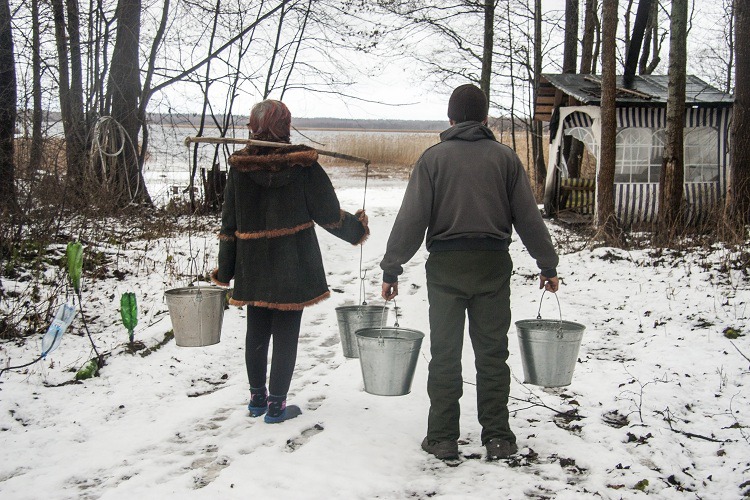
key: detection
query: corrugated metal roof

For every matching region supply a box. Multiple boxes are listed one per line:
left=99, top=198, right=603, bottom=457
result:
left=541, top=73, right=733, bottom=107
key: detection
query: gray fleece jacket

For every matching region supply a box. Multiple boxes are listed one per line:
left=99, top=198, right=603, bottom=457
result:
left=380, top=121, right=558, bottom=283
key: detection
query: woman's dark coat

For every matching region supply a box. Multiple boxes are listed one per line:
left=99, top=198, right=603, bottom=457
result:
left=211, top=144, right=368, bottom=310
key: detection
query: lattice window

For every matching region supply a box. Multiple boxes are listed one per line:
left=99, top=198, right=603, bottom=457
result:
left=614, top=128, right=663, bottom=183
left=684, top=127, right=719, bottom=182
left=563, top=124, right=720, bottom=185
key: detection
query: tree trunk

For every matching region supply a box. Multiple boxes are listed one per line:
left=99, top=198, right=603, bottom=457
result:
left=51, top=0, right=87, bottom=200
left=505, top=1, right=517, bottom=150
left=562, top=0, right=580, bottom=178
left=623, top=0, right=651, bottom=86
left=638, top=0, right=660, bottom=75
left=480, top=0, right=494, bottom=101
left=107, top=0, right=152, bottom=206
left=727, top=0, right=750, bottom=224
left=724, top=0, right=735, bottom=94
left=531, top=0, right=546, bottom=195
left=592, top=7, right=602, bottom=74
left=29, top=0, right=43, bottom=177
left=562, top=0, right=597, bottom=185
left=580, top=0, right=597, bottom=74
left=280, top=0, right=312, bottom=99
left=597, top=0, right=618, bottom=238
left=657, top=0, right=688, bottom=237
left=192, top=0, right=221, bottom=213
left=264, top=2, right=287, bottom=98
left=0, top=0, right=17, bottom=213
left=563, top=0, right=579, bottom=74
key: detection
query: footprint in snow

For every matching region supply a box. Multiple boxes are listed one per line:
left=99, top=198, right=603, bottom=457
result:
left=285, top=423, right=324, bottom=452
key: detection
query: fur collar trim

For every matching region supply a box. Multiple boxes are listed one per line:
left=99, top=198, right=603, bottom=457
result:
left=228, top=144, right=319, bottom=172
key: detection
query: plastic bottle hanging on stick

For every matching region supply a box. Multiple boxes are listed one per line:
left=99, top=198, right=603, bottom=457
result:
left=41, top=303, right=77, bottom=358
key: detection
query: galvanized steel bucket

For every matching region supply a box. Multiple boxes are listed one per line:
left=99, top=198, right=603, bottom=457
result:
left=515, top=292, right=585, bottom=387
left=356, top=326, right=424, bottom=396
left=335, top=305, right=390, bottom=358
left=164, top=286, right=226, bottom=347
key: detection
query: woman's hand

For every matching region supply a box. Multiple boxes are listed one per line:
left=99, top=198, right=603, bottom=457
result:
left=355, top=209, right=368, bottom=226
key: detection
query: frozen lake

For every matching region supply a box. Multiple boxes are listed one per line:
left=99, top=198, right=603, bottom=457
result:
left=143, top=125, right=435, bottom=206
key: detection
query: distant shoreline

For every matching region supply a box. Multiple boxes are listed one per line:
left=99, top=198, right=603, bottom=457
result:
left=294, top=127, right=441, bottom=134
left=163, top=123, right=442, bottom=134
left=142, top=113, right=448, bottom=132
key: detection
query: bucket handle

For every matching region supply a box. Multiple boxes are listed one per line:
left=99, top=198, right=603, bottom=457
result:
left=536, top=290, right=564, bottom=338
left=376, top=298, right=400, bottom=346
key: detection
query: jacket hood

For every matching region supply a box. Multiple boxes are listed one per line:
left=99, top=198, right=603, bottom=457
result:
left=439, top=121, right=496, bottom=143
left=228, top=144, right=319, bottom=188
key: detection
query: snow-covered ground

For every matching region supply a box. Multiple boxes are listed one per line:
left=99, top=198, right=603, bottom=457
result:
left=1, top=167, right=749, bottom=499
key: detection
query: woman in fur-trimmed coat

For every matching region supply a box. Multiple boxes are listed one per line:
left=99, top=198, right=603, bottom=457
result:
left=211, top=99, right=368, bottom=423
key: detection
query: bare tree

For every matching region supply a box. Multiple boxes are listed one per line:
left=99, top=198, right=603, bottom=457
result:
left=727, top=0, right=750, bottom=224
left=562, top=0, right=597, bottom=185
left=560, top=0, right=580, bottom=178
left=374, top=1, right=497, bottom=105
left=531, top=0, right=545, bottom=191
left=623, top=0, right=652, bottom=86
left=657, top=0, right=688, bottom=236
left=0, top=0, right=17, bottom=212
left=638, top=0, right=663, bottom=75
left=51, top=0, right=87, bottom=200
left=693, top=0, right=734, bottom=93
left=106, top=0, right=151, bottom=206
left=503, top=1, right=518, bottom=150
left=562, top=0, right=579, bottom=75
left=28, top=0, right=44, bottom=182
left=190, top=0, right=222, bottom=212
left=480, top=0, right=494, bottom=99
left=597, top=0, right=617, bottom=237
left=580, top=0, right=597, bottom=74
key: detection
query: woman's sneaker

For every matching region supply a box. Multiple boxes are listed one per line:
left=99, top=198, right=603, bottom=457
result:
left=248, top=387, right=268, bottom=417
left=264, top=394, right=301, bottom=423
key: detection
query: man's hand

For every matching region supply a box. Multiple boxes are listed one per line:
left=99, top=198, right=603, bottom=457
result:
left=381, top=282, right=398, bottom=301
left=539, top=275, right=559, bottom=293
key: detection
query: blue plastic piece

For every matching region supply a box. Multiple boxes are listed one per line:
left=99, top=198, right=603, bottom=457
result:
left=41, top=303, right=77, bottom=358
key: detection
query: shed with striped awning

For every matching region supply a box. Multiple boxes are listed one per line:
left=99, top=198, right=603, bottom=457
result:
left=537, top=73, right=733, bottom=225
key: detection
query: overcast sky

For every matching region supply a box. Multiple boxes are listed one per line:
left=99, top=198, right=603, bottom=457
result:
left=158, top=1, right=730, bottom=122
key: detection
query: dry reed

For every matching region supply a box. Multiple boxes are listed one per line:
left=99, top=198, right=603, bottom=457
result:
left=315, top=128, right=554, bottom=197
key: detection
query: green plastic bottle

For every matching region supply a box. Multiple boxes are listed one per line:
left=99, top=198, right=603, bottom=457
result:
left=66, top=242, right=84, bottom=294
left=120, top=292, right=138, bottom=343
left=75, top=359, right=98, bottom=380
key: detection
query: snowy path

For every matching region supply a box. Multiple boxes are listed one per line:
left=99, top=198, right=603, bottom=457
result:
left=1, top=169, right=749, bottom=499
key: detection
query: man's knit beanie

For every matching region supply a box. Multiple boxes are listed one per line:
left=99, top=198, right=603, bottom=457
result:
left=447, top=84, right=488, bottom=123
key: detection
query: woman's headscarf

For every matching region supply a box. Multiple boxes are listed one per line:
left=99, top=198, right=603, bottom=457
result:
left=248, top=100, right=292, bottom=143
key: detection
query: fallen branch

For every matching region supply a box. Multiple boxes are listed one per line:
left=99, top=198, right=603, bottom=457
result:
left=184, top=136, right=371, bottom=165
left=668, top=427, right=728, bottom=443
left=730, top=341, right=750, bottom=368
left=660, top=407, right=730, bottom=443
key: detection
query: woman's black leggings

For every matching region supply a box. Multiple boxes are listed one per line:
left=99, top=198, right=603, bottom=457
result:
left=245, top=305, right=303, bottom=396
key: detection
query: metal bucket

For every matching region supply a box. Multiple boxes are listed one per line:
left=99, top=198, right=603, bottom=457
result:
left=164, top=286, right=226, bottom=347
left=515, top=318, right=585, bottom=387
left=335, top=305, right=390, bottom=358
left=355, top=327, right=424, bottom=396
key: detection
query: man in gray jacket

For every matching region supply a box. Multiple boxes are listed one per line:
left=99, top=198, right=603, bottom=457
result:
left=380, top=84, right=559, bottom=461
